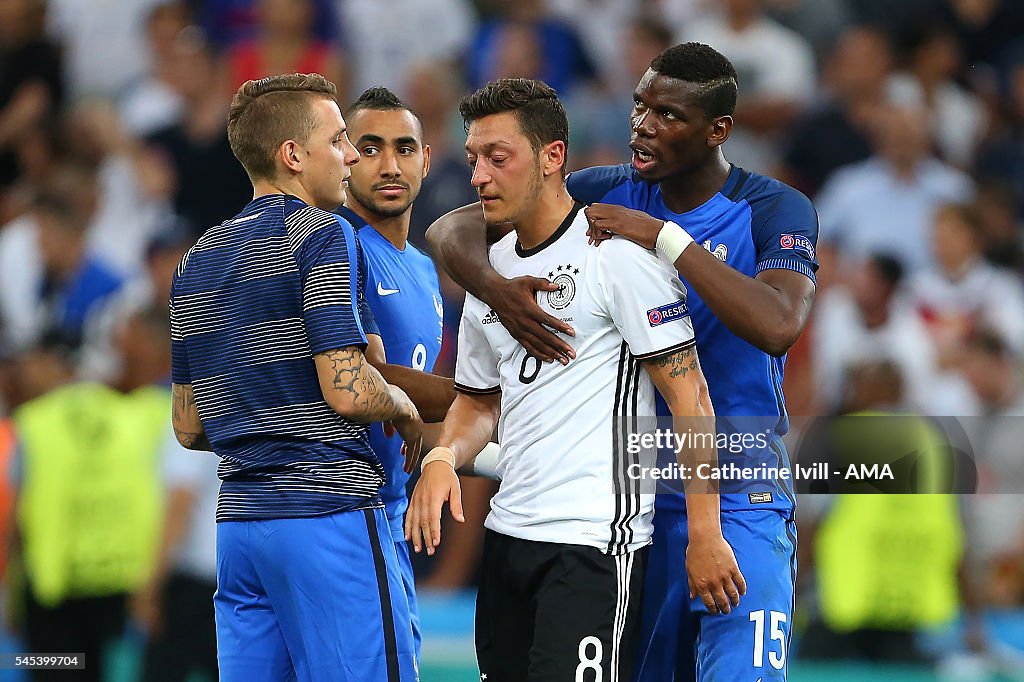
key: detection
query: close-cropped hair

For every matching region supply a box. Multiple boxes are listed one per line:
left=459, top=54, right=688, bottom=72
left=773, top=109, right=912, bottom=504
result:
left=227, top=73, right=338, bottom=181
left=459, top=78, right=569, bottom=171
left=650, top=43, right=738, bottom=118
left=348, top=86, right=408, bottom=115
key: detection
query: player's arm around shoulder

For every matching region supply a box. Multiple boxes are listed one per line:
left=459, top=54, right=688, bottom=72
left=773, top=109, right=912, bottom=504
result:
left=171, top=383, right=211, bottom=451
left=427, top=203, right=574, bottom=363
left=587, top=186, right=818, bottom=357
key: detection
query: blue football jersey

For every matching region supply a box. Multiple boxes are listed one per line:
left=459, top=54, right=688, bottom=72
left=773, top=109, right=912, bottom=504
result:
left=568, top=165, right=819, bottom=514
left=336, top=207, right=444, bottom=537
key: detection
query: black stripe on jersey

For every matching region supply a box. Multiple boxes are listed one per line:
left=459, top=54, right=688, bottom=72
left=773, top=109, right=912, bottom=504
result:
left=621, top=353, right=643, bottom=549
left=364, top=509, right=402, bottom=682
left=454, top=382, right=501, bottom=395
left=608, top=343, right=641, bottom=555
left=617, top=353, right=638, bottom=553
left=607, top=342, right=629, bottom=554
left=631, top=338, right=697, bottom=362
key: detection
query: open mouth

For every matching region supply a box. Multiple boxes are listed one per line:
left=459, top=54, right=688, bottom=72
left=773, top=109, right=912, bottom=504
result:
left=630, top=142, right=657, bottom=171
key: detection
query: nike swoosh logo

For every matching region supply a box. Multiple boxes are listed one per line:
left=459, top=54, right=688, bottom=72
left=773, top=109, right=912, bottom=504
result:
left=377, top=282, right=400, bottom=296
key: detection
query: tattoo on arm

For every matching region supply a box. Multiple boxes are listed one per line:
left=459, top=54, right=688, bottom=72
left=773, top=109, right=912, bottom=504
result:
left=323, top=347, right=404, bottom=422
left=174, top=429, right=211, bottom=450
left=653, top=346, right=698, bottom=379
left=171, top=383, right=211, bottom=451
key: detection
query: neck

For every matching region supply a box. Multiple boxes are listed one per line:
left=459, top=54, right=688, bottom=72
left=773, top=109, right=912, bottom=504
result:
left=515, top=182, right=575, bottom=250
left=941, top=254, right=977, bottom=281
left=658, top=153, right=733, bottom=214
left=346, top=201, right=410, bottom=250
left=252, top=178, right=317, bottom=209
left=51, top=242, right=85, bottom=281
left=913, top=65, right=942, bottom=91
left=888, top=157, right=920, bottom=182
left=861, top=305, right=889, bottom=329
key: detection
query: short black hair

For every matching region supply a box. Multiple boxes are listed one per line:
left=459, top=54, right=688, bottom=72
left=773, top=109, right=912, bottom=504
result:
left=347, top=86, right=419, bottom=121
left=650, top=43, right=738, bottom=118
left=459, top=78, right=569, bottom=172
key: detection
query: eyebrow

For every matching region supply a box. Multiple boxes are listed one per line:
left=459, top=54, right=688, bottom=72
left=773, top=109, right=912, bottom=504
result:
left=634, top=93, right=687, bottom=118
left=356, top=134, right=420, bottom=147
left=464, top=141, right=511, bottom=153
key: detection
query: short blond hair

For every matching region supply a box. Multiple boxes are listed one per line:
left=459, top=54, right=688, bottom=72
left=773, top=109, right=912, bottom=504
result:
left=227, top=73, right=338, bottom=182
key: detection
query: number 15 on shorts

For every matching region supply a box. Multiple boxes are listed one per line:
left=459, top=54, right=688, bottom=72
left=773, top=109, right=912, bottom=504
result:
left=750, top=610, right=787, bottom=670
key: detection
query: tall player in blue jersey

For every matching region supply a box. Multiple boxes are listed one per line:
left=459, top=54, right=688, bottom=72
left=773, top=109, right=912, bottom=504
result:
left=427, top=43, right=818, bottom=681
left=335, top=87, right=447, bottom=662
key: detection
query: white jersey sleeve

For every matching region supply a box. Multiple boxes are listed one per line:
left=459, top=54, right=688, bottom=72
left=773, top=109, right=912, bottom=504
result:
left=597, top=238, right=696, bottom=360
left=454, top=292, right=501, bottom=393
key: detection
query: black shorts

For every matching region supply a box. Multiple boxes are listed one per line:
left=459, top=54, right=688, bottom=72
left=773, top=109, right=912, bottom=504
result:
left=476, top=530, right=647, bottom=682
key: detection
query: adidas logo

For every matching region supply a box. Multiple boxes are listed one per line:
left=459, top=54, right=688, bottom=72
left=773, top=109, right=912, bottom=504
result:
left=482, top=309, right=501, bottom=325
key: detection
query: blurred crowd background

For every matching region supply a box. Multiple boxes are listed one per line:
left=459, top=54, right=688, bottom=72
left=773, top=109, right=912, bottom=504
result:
left=1, top=0, right=1024, bottom=679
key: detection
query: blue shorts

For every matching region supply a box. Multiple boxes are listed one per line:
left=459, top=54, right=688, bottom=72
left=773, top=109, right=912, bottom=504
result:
left=394, top=537, right=421, bottom=662
left=215, top=508, right=417, bottom=682
left=634, top=508, right=797, bottom=682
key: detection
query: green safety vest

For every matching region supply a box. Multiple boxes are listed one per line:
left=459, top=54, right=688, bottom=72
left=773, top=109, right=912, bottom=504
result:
left=815, top=412, right=963, bottom=631
left=15, top=383, right=167, bottom=606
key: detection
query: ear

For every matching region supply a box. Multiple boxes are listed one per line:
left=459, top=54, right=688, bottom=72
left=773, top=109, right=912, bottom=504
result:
left=707, top=115, right=733, bottom=149
left=542, top=140, right=567, bottom=177
left=279, top=139, right=304, bottom=173
left=422, top=143, right=432, bottom=180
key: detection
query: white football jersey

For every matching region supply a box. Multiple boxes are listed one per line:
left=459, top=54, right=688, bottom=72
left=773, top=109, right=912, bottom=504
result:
left=455, top=204, right=696, bottom=554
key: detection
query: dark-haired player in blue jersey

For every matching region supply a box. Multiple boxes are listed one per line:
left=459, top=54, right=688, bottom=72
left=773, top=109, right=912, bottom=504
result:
left=171, top=74, right=421, bottom=682
left=334, top=86, right=453, bottom=664
left=426, top=43, right=817, bottom=682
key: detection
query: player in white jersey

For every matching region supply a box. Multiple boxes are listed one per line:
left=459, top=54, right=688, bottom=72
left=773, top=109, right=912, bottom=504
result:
left=405, top=79, right=744, bottom=682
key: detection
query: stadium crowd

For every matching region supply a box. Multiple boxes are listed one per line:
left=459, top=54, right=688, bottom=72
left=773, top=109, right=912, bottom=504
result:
left=1, top=0, right=1023, bottom=678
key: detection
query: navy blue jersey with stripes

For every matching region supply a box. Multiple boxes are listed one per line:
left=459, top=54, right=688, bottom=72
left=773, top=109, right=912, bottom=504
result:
left=568, top=165, right=818, bottom=514
left=336, top=206, right=444, bottom=538
left=170, top=194, right=387, bottom=522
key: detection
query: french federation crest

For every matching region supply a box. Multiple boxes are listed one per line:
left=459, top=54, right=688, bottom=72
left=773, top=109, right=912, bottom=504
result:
left=545, top=263, right=578, bottom=310
left=702, top=239, right=728, bottom=261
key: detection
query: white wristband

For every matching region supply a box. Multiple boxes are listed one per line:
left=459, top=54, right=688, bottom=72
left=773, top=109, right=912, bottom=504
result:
left=656, top=221, right=695, bottom=262
left=421, top=446, right=456, bottom=472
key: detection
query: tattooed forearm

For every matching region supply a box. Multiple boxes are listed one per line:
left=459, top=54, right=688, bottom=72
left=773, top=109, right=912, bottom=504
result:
left=652, top=346, right=697, bottom=379
left=171, top=383, right=211, bottom=450
left=320, top=347, right=407, bottom=422
left=173, top=428, right=212, bottom=451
